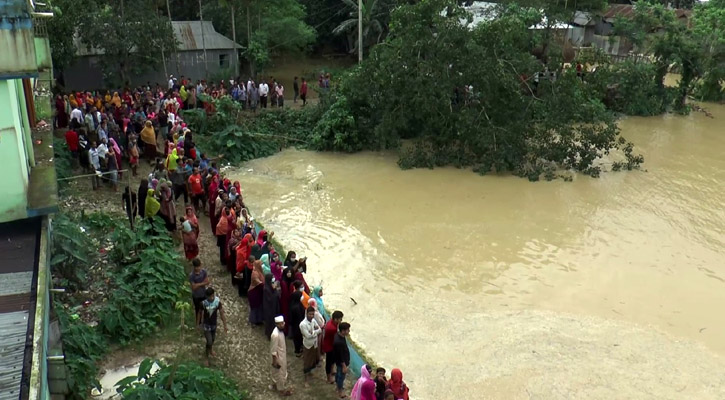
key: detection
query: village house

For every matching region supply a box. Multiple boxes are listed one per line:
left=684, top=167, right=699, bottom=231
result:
left=62, top=20, right=242, bottom=90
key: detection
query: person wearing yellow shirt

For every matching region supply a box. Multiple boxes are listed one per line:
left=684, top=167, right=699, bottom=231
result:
left=166, top=147, right=184, bottom=172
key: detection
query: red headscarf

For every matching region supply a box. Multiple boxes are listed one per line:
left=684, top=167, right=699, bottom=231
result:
left=233, top=181, right=242, bottom=201
left=256, top=230, right=267, bottom=247
left=208, top=175, right=219, bottom=203
left=388, top=369, right=409, bottom=400
left=236, top=233, right=253, bottom=273
left=223, top=178, right=231, bottom=192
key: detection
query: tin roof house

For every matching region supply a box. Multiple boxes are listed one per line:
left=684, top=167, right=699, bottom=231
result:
left=63, top=20, right=242, bottom=90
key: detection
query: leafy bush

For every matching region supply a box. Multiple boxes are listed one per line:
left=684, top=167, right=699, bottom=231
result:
left=56, top=304, right=107, bottom=400
left=116, top=359, right=249, bottom=400
left=324, top=0, right=642, bottom=180
left=182, top=97, right=322, bottom=163
left=53, top=136, right=74, bottom=192
left=310, top=94, right=362, bottom=152
left=588, top=61, right=674, bottom=116
left=99, top=218, right=189, bottom=344
left=51, top=213, right=95, bottom=291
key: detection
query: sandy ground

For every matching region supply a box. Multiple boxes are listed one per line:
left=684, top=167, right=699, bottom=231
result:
left=59, top=161, right=350, bottom=400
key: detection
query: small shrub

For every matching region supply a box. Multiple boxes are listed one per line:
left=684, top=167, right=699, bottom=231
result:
left=51, top=213, right=95, bottom=291
left=116, top=359, right=249, bottom=400
left=55, top=304, right=107, bottom=400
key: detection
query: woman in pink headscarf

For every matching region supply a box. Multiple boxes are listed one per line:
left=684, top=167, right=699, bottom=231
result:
left=109, top=138, right=123, bottom=179
left=351, top=365, right=372, bottom=400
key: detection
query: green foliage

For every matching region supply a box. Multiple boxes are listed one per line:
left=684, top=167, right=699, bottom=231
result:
left=99, top=218, right=189, bottom=344
left=182, top=97, right=321, bottom=163
left=332, top=0, right=389, bottom=53
left=55, top=304, right=107, bottom=400
left=692, top=0, right=725, bottom=102
left=588, top=61, right=675, bottom=115
left=203, top=0, right=316, bottom=74
left=47, top=0, right=96, bottom=71
left=311, top=94, right=362, bottom=152
left=76, top=0, right=177, bottom=86
left=51, top=213, right=95, bottom=291
left=311, top=0, right=642, bottom=180
left=116, top=359, right=249, bottom=400
left=613, top=0, right=701, bottom=109
left=53, top=136, right=74, bottom=192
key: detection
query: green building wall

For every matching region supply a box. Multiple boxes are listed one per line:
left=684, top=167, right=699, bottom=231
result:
left=0, top=78, right=33, bottom=222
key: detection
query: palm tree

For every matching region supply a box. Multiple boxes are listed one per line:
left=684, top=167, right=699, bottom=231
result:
left=332, top=0, right=385, bottom=54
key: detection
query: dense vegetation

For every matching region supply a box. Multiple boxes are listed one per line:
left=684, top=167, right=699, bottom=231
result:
left=116, top=359, right=249, bottom=400
left=48, top=0, right=176, bottom=86
left=51, top=212, right=201, bottom=398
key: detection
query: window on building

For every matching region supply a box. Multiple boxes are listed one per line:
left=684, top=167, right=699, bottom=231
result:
left=219, top=54, right=228, bottom=68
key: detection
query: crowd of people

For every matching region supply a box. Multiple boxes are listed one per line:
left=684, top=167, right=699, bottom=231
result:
left=59, top=73, right=406, bottom=399
left=186, top=165, right=411, bottom=399
left=58, top=72, right=336, bottom=191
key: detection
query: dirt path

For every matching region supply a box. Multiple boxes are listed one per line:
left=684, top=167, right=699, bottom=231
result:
left=59, top=163, right=349, bottom=400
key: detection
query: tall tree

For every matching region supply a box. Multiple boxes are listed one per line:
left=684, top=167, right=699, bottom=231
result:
left=47, top=0, right=94, bottom=79
left=202, top=0, right=315, bottom=75
left=332, top=0, right=387, bottom=55
left=77, top=0, right=177, bottom=86
left=613, top=0, right=700, bottom=108
left=692, top=0, right=725, bottom=101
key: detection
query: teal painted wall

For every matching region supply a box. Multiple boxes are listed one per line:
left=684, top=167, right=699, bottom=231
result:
left=0, top=78, right=31, bottom=222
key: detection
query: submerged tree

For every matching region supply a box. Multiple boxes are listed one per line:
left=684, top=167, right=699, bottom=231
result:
left=313, top=0, right=642, bottom=180
left=613, top=0, right=700, bottom=110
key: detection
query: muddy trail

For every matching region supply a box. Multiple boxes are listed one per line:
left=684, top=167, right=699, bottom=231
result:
left=58, top=162, right=349, bottom=400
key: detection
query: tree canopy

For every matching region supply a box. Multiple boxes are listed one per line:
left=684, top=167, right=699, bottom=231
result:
left=309, top=0, right=642, bottom=180
left=48, top=0, right=177, bottom=87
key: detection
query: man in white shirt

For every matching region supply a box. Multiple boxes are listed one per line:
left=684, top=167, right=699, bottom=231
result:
left=88, top=142, right=101, bottom=189
left=168, top=75, right=175, bottom=90
left=299, top=307, right=322, bottom=386
left=70, top=107, right=83, bottom=126
left=96, top=138, right=109, bottom=159
left=246, top=78, right=254, bottom=106
left=259, top=81, right=269, bottom=108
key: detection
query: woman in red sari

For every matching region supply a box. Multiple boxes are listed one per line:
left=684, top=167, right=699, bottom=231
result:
left=181, top=206, right=199, bottom=260
left=235, top=233, right=253, bottom=296
left=55, top=95, right=68, bottom=128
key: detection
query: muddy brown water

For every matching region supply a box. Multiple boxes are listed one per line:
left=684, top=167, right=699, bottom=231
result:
left=230, top=104, right=725, bottom=399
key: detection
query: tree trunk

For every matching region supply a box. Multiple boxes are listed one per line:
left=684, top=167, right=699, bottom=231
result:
left=247, top=3, right=254, bottom=77
left=199, top=0, right=208, bottom=79
left=231, top=4, right=237, bottom=76
left=358, top=0, right=363, bottom=63
left=166, top=0, right=180, bottom=74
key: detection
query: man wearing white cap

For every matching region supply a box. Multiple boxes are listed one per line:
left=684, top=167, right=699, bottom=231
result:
left=270, top=316, right=292, bottom=396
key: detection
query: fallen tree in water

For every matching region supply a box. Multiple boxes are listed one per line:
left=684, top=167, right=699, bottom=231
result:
left=307, top=0, right=643, bottom=180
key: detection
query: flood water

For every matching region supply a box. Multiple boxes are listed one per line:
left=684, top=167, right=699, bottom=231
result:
left=231, top=104, right=725, bottom=399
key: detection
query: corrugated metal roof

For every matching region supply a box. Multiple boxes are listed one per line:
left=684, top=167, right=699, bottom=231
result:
left=0, top=218, right=40, bottom=400
left=603, top=4, right=635, bottom=20
left=76, top=20, right=241, bottom=56
left=0, top=272, right=33, bottom=297
left=172, top=21, right=240, bottom=51
left=0, top=311, right=30, bottom=400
